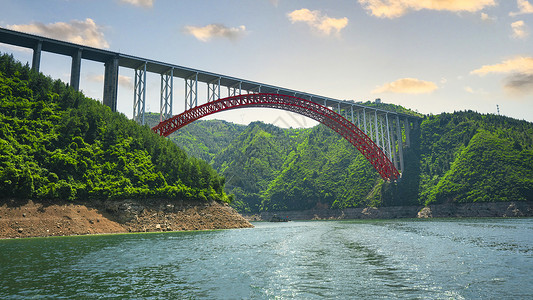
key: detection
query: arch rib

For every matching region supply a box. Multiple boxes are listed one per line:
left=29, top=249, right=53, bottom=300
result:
left=152, top=93, right=400, bottom=181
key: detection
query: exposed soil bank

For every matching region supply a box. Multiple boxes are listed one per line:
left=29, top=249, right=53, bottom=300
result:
left=0, top=199, right=253, bottom=239
left=245, top=201, right=533, bottom=221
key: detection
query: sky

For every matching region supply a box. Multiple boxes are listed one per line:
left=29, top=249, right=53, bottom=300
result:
left=0, top=0, right=532, bottom=127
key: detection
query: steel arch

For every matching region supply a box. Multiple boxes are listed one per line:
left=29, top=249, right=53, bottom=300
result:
left=152, top=93, right=400, bottom=181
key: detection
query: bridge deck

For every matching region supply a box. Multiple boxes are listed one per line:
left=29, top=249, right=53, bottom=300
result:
left=0, top=27, right=419, bottom=120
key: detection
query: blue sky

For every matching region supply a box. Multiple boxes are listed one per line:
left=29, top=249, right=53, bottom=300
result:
left=1, top=0, right=532, bottom=126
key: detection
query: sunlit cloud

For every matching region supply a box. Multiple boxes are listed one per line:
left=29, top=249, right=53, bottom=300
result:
left=7, top=19, right=109, bottom=48
left=88, top=74, right=133, bottom=89
left=471, top=56, right=533, bottom=96
left=372, top=78, right=438, bottom=94
left=119, top=0, right=154, bottom=8
left=183, top=24, right=247, bottom=42
left=287, top=8, right=348, bottom=36
left=509, top=0, right=533, bottom=16
left=511, top=20, right=529, bottom=39
left=471, top=56, right=533, bottom=75
left=358, top=0, right=496, bottom=18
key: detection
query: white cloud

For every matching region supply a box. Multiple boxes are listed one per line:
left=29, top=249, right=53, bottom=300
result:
left=287, top=8, right=348, bottom=35
left=372, top=78, right=438, bottom=94
left=7, top=18, right=109, bottom=48
left=119, top=0, right=154, bottom=8
left=183, top=24, right=247, bottom=42
left=471, top=56, right=533, bottom=95
left=511, top=20, right=529, bottom=39
left=510, top=0, right=533, bottom=16
left=480, top=12, right=496, bottom=21
left=358, top=0, right=496, bottom=18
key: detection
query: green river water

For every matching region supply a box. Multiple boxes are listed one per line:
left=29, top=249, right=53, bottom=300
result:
left=1, top=218, right=532, bottom=299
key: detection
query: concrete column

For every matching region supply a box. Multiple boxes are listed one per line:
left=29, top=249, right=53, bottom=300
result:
left=70, top=48, right=82, bottom=91
left=390, top=120, right=398, bottom=169
left=32, top=41, right=42, bottom=72
left=103, top=56, right=119, bottom=112
left=396, top=116, right=404, bottom=173
left=404, top=118, right=411, bottom=148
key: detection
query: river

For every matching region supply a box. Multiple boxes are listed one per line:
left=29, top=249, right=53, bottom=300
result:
left=1, top=218, right=532, bottom=299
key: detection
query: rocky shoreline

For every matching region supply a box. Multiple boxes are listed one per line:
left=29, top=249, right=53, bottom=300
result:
left=0, top=199, right=253, bottom=239
left=245, top=201, right=533, bottom=221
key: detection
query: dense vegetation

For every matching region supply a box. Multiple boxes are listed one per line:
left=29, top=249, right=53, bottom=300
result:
left=0, top=53, right=229, bottom=203
left=166, top=108, right=533, bottom=212
left=3, top=52, right=531, bottom=210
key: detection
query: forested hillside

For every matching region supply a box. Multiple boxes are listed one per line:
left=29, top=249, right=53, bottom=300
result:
left=0, top=53, right=228, bottom=203
left=165, top=107, right=533, bottom=213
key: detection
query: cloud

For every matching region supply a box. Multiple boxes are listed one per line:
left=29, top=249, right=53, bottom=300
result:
left=88, top=74, right=132, bottom=88
left=504, top=73, right=533, bottom=95
left=465, top=86, right=487, bottom=94
left=119, top=0, right=154, bottom=8
left=510, top=0, right=533, bottom=16
left=471, top=56, right=533, bottom=95
left=287, top=8, right=348, bottom=35
left=480, top=12, right=496, bottom=21
left=183, top=24, right=247, bottom=42
left=372, top=78, right=438, bottom=94
left=7, top=18, right=109, bottom=48
left=511, top=20, right=529, bottom=39
left=358, top=0, right=496, bottom=18
left=471, top=56, right=533, bottom=75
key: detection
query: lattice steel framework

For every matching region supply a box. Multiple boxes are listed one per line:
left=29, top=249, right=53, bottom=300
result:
left=160, top=68, right=173, bottom=122
left=185, top=73, right=198, bottom=110
left=152, top=93, right=401, bottom=181
left=133, top=62, right=147, bottom=125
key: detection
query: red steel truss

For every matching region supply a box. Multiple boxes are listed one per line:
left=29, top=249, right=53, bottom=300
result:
left=152, top=93, right=400, bottom=181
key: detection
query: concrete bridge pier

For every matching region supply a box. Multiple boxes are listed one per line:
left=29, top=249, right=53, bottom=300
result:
left=103, top=56, right=119, bottom=112
left=70, top=48, right=82, bottom=91
left=31, top=41, right=42, bottom=72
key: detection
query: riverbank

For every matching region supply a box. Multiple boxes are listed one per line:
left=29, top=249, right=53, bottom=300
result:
left=245, top=201, right=533, bottom=221
left=0, top=199, right=253, bottom=239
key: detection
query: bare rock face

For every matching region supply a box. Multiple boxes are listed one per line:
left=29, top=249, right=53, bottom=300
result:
left=417, top=207, right=432, bottom=218
left=104, top=201, right=144, bottom=223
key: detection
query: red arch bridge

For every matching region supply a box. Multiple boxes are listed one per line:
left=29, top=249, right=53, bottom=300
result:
left=153, top=93, right=414, bottom=181
left=0, top=27, right=420, bottom=181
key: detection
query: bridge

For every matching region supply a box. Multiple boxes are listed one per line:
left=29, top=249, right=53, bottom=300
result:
left=0, top=27, right=420, bottom=181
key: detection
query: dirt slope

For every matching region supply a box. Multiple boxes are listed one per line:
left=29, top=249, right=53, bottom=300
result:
left=0, top=199, right=253, bottom=239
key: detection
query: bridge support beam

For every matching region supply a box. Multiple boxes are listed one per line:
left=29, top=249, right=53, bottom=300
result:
left=70, top=48, right=82, bottom=91
left=390, top=119, right=398, bottom=169
left=228, top=82, right=242, bottom=97
left=160, top=68, right=173, bottom=122
left=396, top=115, right=404, bottom=174
left=207, top=77, right=221, bottom=102
left=404, top=118, right=411, bottom=147
left=32, top=41, right=42, bottom=72
left=385, top=114, right=392, bottom=161
left=185, top=73, right=198, bottom=110
left=133, top=62, right=147, bottom=124
left=103, top=56, right=119, bottom=112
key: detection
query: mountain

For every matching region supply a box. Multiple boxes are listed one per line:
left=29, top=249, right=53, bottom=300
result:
left=0, top=53, right=229, bottom=203
left=152, top=108, right=533, bottom=213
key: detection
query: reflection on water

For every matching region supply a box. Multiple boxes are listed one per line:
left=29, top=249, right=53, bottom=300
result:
left=1, top=218, right=532, bottom=299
